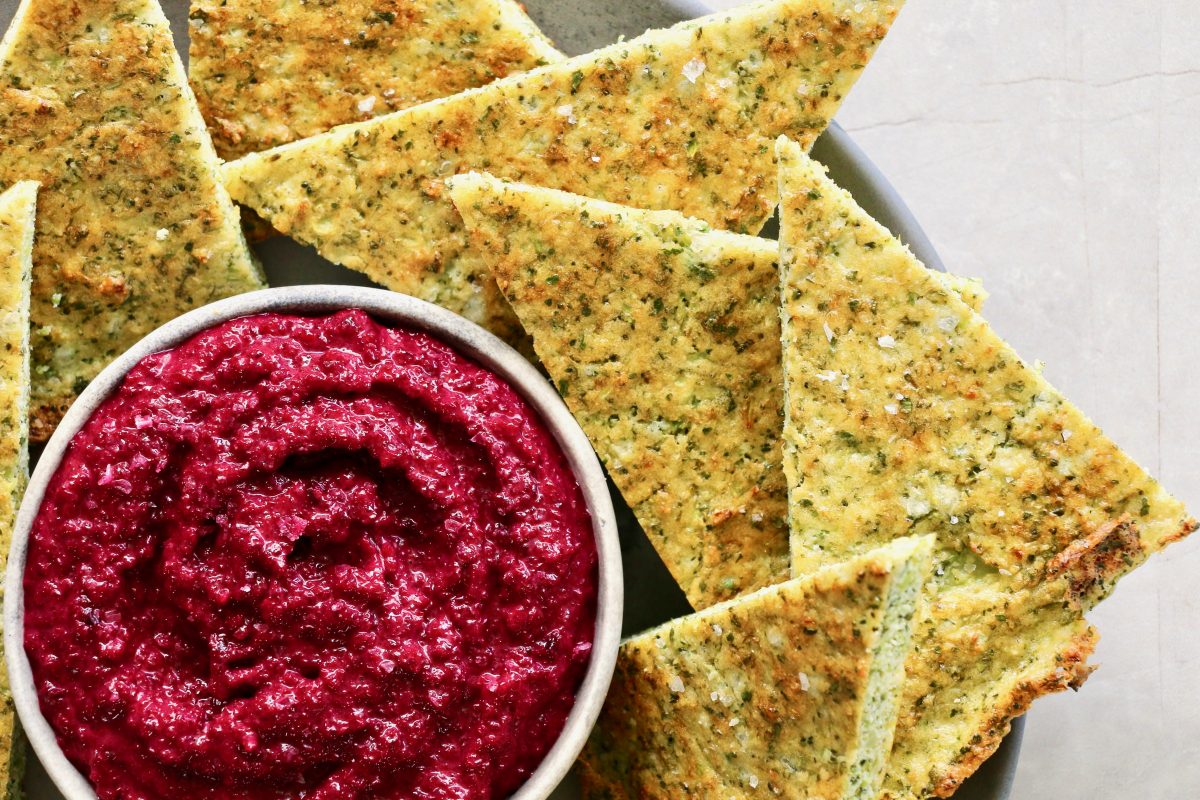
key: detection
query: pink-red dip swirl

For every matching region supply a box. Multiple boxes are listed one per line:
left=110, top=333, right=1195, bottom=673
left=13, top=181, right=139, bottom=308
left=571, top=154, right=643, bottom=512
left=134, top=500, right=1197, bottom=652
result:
left=23, top=309, right=597, bottom=800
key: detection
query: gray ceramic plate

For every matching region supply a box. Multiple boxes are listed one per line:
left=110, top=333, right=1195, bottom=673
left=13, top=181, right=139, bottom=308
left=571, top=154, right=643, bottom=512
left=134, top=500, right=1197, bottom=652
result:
left=0, top=0, right=1019, bottom=797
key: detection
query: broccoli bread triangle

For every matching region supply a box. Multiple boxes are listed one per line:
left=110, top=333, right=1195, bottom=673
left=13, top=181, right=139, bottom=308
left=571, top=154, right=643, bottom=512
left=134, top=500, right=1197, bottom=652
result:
left=0, top=0, right=265, bottom=441
left=578, top=535, right=935, bottom=800
left=775, top=137, right=1197, bottom=798
left=775, top=135, right=1195, bottom=606
left=189, top=0, right=563, bottom=160
left=450, top=172, right=790, bottom=606
left=0, top=181, right=36, bottom=798
left=222, top=0, right=904, bottom=342
left=449, top=172, right=986, bottom=609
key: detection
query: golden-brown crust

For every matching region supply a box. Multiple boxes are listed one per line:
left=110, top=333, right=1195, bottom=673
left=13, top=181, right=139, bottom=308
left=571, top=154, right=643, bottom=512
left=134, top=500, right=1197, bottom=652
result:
left=874, top=572, right=1101, bottom=800
left=1, top=0, right=264, bottom=441
left=222, top=0, right=904, bottom=342
left=188, top=0, right=563, bottom=160
left=926, top=624, right=1097, bottom=798
left=0, top=179, right=35, bottom=799
left=30, top=404, right=63, bottom=445
left=776, top=138, right=1195, bottom=799
left=580, top=538, right=932, bottom=800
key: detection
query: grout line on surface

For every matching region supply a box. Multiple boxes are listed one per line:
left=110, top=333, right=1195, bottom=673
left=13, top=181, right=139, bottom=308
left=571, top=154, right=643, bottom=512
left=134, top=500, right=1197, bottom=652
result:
left=1154, top=0, right=1167, bottom=719
left=1154, top=2, right=1164, bottom=480
left=982, top=68, right=1200, bottom=90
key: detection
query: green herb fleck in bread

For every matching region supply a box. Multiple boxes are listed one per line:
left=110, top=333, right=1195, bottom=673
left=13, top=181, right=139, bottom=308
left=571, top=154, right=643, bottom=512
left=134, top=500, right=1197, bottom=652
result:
left=0, top=0, right=265, bottom=441
left=450, top=171, right=987, bottom=609
left=223, top=0, right=904, bottom=343
left=775, top=135, right=1196, bottom=798
left=0, top=180, right=36, bottom=799
left=188, top=0, right=563, bottom=160
left=450, top=172, right=788, bottom=606
left=579, top=535, right=934, bottom=800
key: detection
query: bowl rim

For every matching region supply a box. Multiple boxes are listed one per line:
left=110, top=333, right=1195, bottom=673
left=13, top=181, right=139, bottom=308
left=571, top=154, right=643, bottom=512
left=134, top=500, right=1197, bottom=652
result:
left=3, top=284, right=624, bottom=800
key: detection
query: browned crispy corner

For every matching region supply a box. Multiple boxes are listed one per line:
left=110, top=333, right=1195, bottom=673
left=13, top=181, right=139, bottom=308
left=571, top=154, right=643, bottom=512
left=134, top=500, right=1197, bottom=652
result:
left=1046, top=513, right=1196, bottom=609
left=1160, top=515, right=1200, bottom=548
left=1047, top=515, right=1144, bottom=606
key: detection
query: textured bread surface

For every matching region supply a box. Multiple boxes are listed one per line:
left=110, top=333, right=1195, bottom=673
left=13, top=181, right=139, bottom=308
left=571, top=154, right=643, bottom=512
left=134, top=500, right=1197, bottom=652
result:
left=188, top=0, right=563, bottom=159
left=452, top=171, right=992, bottom=608
left=0, top=180, right=36, bottom=798
left=579, top=536, right=933, bottom=800
left=223, top=0, right=904, bottom=342
left=0, top=0, right=265, bottom=440
left=775, top=136, right=1196, bottom=798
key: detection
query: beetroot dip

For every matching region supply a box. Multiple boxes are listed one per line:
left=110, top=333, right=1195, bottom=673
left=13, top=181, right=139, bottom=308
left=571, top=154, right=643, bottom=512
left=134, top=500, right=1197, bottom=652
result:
left=23, top=310, right=597, bottom=800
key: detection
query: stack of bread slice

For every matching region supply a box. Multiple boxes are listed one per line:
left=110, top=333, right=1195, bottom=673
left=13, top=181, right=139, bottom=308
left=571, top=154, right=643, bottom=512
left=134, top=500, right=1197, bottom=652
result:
left=220, top=0, right=905, bottom=342
left=447, top=139, right=1195, bottom=796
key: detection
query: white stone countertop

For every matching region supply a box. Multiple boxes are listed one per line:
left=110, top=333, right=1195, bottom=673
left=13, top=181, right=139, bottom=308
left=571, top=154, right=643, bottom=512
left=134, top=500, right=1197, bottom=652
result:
left=702, top=0, right=1200, bottom=796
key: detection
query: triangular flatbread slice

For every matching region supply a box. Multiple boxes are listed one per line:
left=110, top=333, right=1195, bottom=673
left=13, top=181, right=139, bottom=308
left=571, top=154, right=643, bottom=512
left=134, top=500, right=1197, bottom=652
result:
left=578, top=535, right=935, bottom=800
left=450, top=171, right=788, bottom=606
left=189, top=0, right=563, bottom=160
left=0, top=0, right=265, bottom=440
left=449, top=172, right=988, bottom=609
left=775, top=136, right=1196, bottom=798
left=0, top=180, right=35, bottom=798
left=223, top=0, right=904, bottom=342
left=888, top=570, right=1097, bottom=798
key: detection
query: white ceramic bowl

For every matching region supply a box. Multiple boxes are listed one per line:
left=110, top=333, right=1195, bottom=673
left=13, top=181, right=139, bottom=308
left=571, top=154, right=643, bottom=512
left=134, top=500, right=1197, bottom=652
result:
left=3, top=285, right=624, bottom=800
